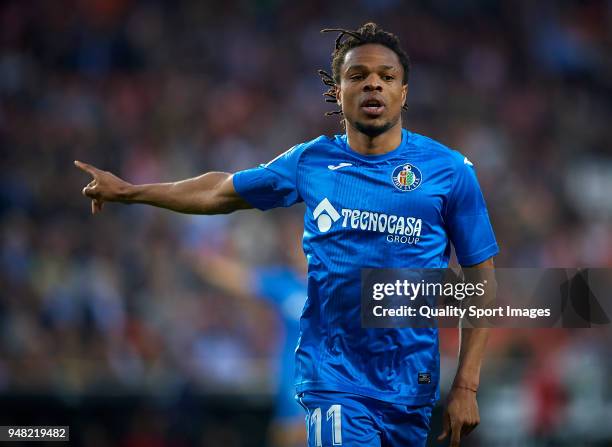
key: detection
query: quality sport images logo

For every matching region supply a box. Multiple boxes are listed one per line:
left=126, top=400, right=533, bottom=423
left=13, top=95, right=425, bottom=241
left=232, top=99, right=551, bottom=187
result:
left=392, top=163, right=422, bottom=192
left=313, top=198, right=422, bottom=245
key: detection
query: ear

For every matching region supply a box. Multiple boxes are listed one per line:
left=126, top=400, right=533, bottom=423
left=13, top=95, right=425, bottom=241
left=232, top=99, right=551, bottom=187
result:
left=335, top=85, right=342, bottom=107
left=401, top=83, right=408, bottom=107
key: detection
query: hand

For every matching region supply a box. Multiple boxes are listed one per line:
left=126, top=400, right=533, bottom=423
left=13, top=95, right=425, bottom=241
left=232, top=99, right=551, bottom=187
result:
left=437, top=386, right=480, bottom=446
left=74, top=160, right=132, bottom=214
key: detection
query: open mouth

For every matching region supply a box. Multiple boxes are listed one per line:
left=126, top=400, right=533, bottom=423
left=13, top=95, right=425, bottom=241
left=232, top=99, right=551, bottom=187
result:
left=360, top=98, right=385, bottom=116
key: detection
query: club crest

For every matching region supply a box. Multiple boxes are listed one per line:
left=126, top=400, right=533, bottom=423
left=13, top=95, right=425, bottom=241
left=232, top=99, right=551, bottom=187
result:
left=392, top=163, right=422, bottom=192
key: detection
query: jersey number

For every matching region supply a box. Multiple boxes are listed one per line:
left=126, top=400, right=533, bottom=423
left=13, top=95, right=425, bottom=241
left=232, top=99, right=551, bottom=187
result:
left=309, top=404, right=342, bottom=446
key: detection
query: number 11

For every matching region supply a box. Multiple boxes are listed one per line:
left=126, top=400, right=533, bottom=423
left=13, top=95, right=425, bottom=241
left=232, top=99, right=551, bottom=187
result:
left=310, top=404, right=342, bottom=446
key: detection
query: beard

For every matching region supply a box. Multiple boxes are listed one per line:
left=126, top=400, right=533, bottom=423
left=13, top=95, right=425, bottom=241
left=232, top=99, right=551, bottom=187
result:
left=352, top=115, right=399, bottom=138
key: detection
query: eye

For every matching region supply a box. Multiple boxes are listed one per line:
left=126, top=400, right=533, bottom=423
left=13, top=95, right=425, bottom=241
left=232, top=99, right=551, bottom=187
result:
left=350, top=74, right=364, bottom=81
left=383, top=75, right=394, bottom=81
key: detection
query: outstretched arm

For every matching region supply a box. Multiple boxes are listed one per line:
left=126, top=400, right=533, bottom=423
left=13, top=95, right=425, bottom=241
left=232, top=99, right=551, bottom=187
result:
left=438, top=257, right=495, bottom=447
left=75, top=160, right=252, bottom=215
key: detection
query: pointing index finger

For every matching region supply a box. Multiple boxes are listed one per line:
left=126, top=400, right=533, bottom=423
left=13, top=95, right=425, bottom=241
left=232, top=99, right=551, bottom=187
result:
left=74, top=160, right=99, bottom=177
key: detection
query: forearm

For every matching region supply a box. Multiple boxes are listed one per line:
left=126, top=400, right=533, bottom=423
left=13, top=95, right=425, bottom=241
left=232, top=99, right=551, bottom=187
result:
left=194, top=254, right=252, bottom=298
left=124, top=172, right=249, bottom=214
left=453, top=257, right=495, bottom=391
left=453, top=327, right=489, bottom=390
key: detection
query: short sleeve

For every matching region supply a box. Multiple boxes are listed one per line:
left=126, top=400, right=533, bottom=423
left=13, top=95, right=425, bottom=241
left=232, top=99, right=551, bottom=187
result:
left=445, top=158, right=499, bottom=266
left=249, top=267, right=285, bottom=305
left=232, top=144, right=304, bottom=211
left=249, top=267, right=306, bottom=322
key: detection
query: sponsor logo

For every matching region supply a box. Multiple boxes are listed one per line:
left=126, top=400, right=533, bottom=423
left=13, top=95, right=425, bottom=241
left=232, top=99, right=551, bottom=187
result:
left=463, top=157, right=473, bottom=166
left=392, top=163, right=422, bottom=192
left=313, top=198, right=422, bottom=244
left=313, top=198, right=341, bottom=232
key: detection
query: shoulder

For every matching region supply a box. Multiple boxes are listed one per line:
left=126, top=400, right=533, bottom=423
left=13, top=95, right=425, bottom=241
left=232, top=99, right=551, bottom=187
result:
left=299, top=135, right=338, bottom=153
left=282, top=135, right=338, bottom=168
left=282, top=135, right=335, bottom=160
left=409, top=131, right=471, bottom=171
left=262, top=136, right=336, bottom=178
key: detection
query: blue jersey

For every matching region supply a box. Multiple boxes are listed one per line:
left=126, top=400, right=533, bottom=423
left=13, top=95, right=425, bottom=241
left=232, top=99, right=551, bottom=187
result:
left=233, top=129, right=498, bottom=405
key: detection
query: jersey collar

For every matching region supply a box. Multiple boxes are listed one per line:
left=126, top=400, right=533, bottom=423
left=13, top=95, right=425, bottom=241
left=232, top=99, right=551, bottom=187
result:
left=338, top=128, right=411, bottom=163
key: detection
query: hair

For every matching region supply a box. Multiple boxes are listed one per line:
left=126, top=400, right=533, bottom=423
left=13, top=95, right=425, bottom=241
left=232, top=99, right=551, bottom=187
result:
left=319, top=22, right=411, bottom=118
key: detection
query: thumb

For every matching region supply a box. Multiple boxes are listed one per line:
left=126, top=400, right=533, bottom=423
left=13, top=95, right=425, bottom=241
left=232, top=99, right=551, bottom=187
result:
left=437, top=411, right=450, bottom=441
left=91, top=198, right=105, bottom=215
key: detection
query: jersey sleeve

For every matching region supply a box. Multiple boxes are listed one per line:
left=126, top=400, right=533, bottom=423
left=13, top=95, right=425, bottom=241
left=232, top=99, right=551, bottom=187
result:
left=249, top=267, right=285, bottom=305
left=232, top=144, right=304, bottom=211
left=445, top=158, right=499, bottom=266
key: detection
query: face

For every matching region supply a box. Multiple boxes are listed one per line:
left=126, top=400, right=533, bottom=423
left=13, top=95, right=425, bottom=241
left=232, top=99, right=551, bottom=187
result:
left=336, top=44, right=408, bottom=137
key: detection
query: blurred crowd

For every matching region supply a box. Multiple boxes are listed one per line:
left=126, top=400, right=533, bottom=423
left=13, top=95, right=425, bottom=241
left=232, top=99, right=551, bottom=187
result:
left=1, top=0, right=612, bottom=445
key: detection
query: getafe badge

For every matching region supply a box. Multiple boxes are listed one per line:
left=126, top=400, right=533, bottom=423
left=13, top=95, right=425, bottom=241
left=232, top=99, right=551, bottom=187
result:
left=392, top=163, right=422, bottom=192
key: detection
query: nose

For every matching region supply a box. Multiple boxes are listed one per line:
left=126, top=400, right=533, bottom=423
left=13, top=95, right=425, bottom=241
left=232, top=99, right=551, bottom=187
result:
left=363, top=74, right=383, bottom=92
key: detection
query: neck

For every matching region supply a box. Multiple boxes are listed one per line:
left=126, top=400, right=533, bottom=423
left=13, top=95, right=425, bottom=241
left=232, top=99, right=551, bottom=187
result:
left=345, top=119, right=403, bottom=156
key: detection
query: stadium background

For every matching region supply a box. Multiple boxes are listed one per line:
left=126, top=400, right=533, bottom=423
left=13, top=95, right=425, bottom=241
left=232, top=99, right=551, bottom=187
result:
left=1, top=0, right=611, bottom=445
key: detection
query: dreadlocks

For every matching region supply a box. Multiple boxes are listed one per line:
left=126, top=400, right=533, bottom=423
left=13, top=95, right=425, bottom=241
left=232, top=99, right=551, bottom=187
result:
left=319, top=22, right=410, bottom=117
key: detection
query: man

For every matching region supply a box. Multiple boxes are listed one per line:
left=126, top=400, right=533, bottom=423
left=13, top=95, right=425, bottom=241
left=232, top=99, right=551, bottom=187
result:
left=192, top=215, right=307, bottom=447
left=76, top=23, right=498, bottom=447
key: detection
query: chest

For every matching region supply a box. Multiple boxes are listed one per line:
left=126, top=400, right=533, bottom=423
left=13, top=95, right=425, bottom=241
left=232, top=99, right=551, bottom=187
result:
left=301, top=160, right=452, bottom=225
